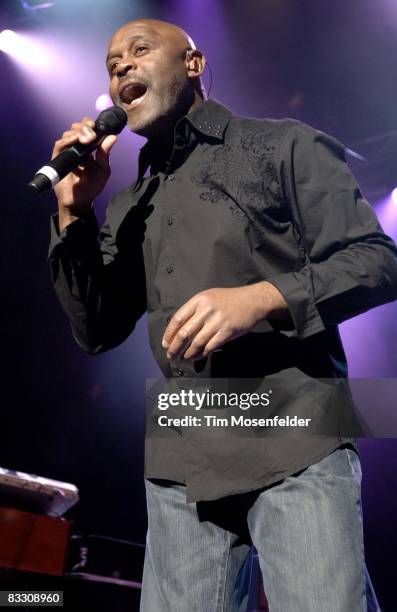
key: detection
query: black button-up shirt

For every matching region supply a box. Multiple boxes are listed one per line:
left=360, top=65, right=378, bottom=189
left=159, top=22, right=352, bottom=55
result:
left=48, top=99, right=397, bottom=502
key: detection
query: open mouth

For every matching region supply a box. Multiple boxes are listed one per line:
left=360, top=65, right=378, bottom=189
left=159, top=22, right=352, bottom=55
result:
left=119, top=81, right=148, bottom=110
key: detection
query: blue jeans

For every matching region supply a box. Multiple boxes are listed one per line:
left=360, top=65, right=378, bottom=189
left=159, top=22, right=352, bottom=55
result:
left=140, top=445, right=381, bottom=611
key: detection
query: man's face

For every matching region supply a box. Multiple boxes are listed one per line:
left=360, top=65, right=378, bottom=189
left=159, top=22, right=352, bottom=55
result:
left=107, top=21, right=192, bottom=136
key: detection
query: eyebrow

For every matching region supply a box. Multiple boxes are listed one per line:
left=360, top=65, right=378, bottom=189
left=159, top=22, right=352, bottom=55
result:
left=106, top=33, right=157, bottom=65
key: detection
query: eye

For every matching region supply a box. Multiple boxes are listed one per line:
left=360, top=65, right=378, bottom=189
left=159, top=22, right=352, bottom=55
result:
left=108, top=44, right=149, bottom=74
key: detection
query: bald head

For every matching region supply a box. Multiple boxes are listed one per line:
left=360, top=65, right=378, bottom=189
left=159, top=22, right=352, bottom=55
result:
left=107, top=18, right=207, bottom=137
left=110, top=18, right=197, bottom=54
left=108, top=19, right=205, bottom=99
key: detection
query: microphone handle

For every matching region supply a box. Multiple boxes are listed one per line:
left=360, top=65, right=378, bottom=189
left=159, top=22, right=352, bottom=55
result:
left=28, top=133, right=106, bottom=194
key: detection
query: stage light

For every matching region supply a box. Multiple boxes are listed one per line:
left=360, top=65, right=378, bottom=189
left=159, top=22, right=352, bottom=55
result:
left=0, top=29, right=51, bottom=69
left=0, top=30, right=17, bottom=51
left=95, top=93, right=112, bottom=112
left=391, top=188, right=397, bottom=205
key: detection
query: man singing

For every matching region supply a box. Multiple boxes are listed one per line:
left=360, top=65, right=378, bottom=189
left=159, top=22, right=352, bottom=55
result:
left=48, top=18, right=397, bottom=611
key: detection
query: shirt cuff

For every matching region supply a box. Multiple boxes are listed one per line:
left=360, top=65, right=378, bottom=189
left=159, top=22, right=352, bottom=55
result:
left=265, top=270, right=326, bottom=339
left=47, top=209, right=99, bottom=260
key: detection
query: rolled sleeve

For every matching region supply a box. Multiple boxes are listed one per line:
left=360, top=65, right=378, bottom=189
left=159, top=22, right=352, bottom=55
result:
left=267, top=121, right=397, bottom=339
left=266, top=270, right=326, bottom=338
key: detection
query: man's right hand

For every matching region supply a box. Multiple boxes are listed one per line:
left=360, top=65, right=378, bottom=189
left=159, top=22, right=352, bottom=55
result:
left=53, top=116, right=118, bottom=231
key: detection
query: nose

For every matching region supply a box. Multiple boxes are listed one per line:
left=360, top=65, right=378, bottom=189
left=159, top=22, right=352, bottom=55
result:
left=115, top=58, right=135, bottom=77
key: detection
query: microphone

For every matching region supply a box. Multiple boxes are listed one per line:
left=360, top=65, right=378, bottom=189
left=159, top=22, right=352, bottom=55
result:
left=28, top=106, right=127, bottom=195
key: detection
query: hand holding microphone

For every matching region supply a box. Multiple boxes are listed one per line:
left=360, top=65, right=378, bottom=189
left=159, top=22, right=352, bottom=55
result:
left=28, top=106, right=127, bottom=231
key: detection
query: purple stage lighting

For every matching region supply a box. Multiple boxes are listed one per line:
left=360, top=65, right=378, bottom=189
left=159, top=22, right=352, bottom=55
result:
left=0, top=30, right=17, bottom=49
left=21, top=0, right=54, bottom=10
left=0, top=29, right=51, bottom=69
left=391, top=188, right=397, bottom=205
left=95, top=93, right=112, bottom=112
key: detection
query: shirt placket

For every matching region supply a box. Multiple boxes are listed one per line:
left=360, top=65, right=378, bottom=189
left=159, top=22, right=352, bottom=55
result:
left=158, top=169, right=178, bottom=307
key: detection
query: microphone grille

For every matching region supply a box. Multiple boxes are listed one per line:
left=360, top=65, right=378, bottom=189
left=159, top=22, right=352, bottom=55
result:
left=95, top=106, right=127, bottom=135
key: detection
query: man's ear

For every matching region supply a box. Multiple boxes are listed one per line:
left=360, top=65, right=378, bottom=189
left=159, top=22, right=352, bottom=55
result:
left=186, top=49, right=206, bottom=77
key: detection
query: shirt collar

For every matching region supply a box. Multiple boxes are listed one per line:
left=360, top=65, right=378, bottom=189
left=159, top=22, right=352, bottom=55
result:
left=184, top=98, right=232, bottom=140
left=132, top=98, right=232, bottom=191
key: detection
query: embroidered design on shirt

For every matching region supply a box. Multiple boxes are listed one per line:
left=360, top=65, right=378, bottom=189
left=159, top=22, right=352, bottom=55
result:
left=190, top=121, right=293, bottom=228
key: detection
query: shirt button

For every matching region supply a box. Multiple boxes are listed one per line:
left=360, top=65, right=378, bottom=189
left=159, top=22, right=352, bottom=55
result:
left=167, top=216, right=173, bottom=225
left=166, top=174, right=175, bottom=181
left=166, top=264, right=174, bottom=273
left=176, top=368, right=184, bottom=377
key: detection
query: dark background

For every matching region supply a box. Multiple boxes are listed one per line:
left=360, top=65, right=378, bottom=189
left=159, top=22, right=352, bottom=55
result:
left=1, top=1, right=396, bottom=609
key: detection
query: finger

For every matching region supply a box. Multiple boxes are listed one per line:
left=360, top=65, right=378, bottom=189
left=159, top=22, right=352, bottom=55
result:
left=166, top=315, right=206, bottom=360
left=82, top=117, right=95, bottom=128
left=52, top=127, right=95, bottom=158
left=162, top=298, right=198, bottom=349
left=183, top=325, right=225, bottom=361
left=73, top=157, right=96, bottom=176
left=94, top=135, right=117, bottom=172
left=68, top=122, right=96, bottom=144
left=52, top=133, right=79, bottom=157
left=70, top=118, right=95, bottom=130
left=78, top=124, right=97, bottom=144
left=72, top=167, right=85, bottom=178
left=199, top=329, right=230, bottom=360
